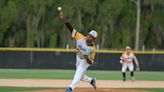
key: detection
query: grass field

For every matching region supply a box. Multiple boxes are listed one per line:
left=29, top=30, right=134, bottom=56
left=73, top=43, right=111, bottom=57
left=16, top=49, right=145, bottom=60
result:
left=0, top=69, right=164, bottom=81
left=0, top=87, right=164, bottom=92
left=0, top=86, right=59, bottom=92
left=0, top=69, right=164, bottom=92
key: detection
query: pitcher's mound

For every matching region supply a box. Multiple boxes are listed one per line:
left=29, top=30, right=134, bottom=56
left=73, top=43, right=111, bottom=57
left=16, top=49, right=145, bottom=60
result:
left=30, top=88, right=150, bottom=92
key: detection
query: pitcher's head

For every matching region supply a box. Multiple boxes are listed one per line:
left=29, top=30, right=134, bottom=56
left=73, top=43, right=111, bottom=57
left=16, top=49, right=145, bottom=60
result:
left=86, top=30, right=97, bottom=43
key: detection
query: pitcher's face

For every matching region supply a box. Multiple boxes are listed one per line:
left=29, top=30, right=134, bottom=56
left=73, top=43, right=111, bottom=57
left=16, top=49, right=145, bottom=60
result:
left=86, top=35, right=96, bottom=43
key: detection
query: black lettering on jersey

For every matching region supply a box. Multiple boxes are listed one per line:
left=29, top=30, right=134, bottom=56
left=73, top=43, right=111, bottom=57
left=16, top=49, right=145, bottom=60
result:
left=78, top=45, right=87, bottom=52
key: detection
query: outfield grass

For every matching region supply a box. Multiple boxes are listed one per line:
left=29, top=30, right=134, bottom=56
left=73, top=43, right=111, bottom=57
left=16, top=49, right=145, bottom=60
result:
left=0, top=69, right=164, bottom=81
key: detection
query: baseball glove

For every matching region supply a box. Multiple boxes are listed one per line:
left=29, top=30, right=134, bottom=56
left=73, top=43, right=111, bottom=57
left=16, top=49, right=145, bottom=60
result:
left=135, top=66, right=140, bottom=71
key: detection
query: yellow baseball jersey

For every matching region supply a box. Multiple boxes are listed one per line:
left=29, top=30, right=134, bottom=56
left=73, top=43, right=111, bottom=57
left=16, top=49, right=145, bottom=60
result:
left=72, top=29, right=96, bottom=64
left=120, top=51, right=136, bottom=63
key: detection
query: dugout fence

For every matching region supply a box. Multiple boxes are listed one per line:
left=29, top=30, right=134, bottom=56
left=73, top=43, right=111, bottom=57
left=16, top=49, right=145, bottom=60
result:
left=0, top=48, right=164, bottom=71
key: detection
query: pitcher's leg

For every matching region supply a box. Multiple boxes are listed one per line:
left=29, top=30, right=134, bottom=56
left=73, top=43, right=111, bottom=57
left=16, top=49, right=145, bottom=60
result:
left=81, top=75, right=92, bottom=82
left=69, top=66, right=86, bottom=89
left=69, top=60, right=89, bottom=90
left=76, top=55, right=81, bottom=68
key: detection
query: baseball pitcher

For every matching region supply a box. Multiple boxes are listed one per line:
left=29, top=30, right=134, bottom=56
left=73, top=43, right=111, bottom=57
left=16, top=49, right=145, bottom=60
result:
left=59, top=9, right=97, bottom=92
left=120, top=46, right=140, bottom=81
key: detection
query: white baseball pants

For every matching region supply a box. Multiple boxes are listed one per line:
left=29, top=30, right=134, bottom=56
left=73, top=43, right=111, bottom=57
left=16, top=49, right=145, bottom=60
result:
left=69, top=55, right=92, bottom=89
left=122, top=62, right=134, bottom=72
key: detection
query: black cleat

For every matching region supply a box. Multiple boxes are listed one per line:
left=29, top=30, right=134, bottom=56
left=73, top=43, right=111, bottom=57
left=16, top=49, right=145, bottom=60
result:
left=90, top=78, right=96, bottom=89
left=123, top=78, right=126, bottom=82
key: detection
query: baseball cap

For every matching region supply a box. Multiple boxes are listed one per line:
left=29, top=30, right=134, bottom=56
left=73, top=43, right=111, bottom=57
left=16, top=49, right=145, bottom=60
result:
left=125, top=46, right=131, bottom=50
left=89, top=30, right=97, bottom=38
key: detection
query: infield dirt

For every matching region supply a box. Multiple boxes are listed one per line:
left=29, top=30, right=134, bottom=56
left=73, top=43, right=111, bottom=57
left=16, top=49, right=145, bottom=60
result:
left=1, top=79, right=164, bottom=92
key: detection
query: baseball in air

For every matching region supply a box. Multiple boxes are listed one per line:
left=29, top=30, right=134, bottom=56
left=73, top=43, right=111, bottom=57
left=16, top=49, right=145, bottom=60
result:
left=57, top=7, right=62, bottom=11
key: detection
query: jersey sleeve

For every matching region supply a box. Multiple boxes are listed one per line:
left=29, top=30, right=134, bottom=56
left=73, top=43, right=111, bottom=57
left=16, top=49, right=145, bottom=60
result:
left=72, top=29, right=85, bottom=41
left=120, top=52, right=125, bottom=60
left=131, top=51, right=136, bottom=59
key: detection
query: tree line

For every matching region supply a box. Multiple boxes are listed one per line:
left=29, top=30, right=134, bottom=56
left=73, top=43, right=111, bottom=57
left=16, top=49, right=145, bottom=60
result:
left=0, top=0, right=164, bottom=50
